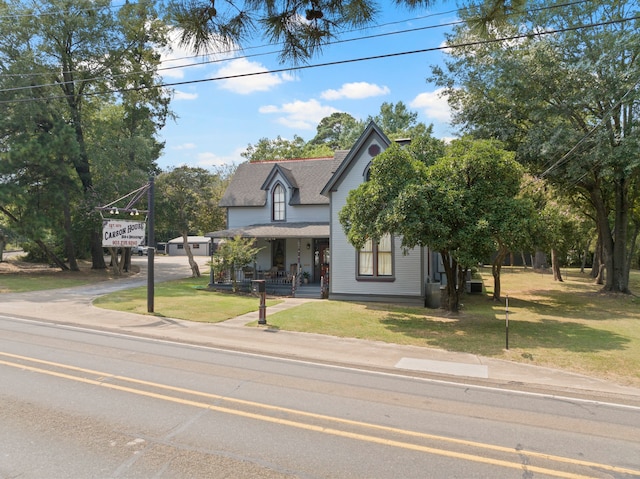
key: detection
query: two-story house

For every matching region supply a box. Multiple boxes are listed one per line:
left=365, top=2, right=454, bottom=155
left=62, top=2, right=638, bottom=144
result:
left=207, top=122, right=440, bottom=305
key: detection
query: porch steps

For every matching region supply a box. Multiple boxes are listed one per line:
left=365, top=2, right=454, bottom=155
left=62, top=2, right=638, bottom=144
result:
left=293, top=284, right=322, bottom=299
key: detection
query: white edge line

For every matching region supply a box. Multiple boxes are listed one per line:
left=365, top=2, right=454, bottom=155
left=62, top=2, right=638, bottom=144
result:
left=2, top=314, right=640, bottom=412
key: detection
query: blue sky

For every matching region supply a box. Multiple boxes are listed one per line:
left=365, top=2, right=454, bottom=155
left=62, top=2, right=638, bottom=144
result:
left=156, top=3, right=460, bottom=170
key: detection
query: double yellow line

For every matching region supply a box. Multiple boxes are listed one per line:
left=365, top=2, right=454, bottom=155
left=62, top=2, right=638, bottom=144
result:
left=1, top=351, right=637, bottom=479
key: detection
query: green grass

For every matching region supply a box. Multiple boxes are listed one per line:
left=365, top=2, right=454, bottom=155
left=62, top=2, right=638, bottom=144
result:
left=3, top=259, right=640, bottom=387
left=93, top=278, right=282, bottom=323
left=263, top=268, right=640, bottom=387
left=0, top=268, right=105, bottom=292
left=0, top=275, right=93, bottom=292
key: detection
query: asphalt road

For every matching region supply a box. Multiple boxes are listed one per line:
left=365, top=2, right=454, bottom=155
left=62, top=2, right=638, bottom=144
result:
left=1, top=314, right=639, bottom=478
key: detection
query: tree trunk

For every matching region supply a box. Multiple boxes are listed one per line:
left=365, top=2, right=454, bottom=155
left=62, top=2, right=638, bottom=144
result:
left=108, top=247, right=123, bottom=275
left=62, top=190, right=79, bottom=271
left=627, top=218, right=639, bottom=275
left=591, top=234, right=602, bottom=279
left=440, top=251, right=459, bottom=312
left=59, top=62, right=106, bottom=270
left=90, top=230, right=107, bottom=269
left=595, top=263, right=605, bottom=284
left=492, top=246, right=509, bottom=301
left=533, top=251, right=547, bottom=269
left=0, top=232, right=5, bottom=262
left=551, top=248, right=563, bottom=282
left=458, top=266, right=468, bottom=298
left=590, top=180, right=630, bottom=293
left=610, top=177, right=630, bottom=293
left=580, top=237, right=592, bottom=274
left=182, top=232, right=201, bottom=277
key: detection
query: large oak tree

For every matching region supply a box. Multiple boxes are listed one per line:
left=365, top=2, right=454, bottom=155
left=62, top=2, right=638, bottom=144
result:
left=431, top=1, right=640, bottom=293
left=340, top=136, right=528, bottom=311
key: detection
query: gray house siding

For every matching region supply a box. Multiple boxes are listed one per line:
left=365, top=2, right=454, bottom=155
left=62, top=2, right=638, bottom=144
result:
left=322, top=122, right=432, bottom=305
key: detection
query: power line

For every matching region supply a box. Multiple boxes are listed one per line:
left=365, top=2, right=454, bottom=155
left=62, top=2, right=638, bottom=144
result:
left=0, top=14, right=462, bottom=93
left=540, top=73, right=640, bottom=183
left=0, top=6, right=460, bottom=84
left=0, top=0, right=589, bottom=84
left=1, top=12, right=636, bottom=106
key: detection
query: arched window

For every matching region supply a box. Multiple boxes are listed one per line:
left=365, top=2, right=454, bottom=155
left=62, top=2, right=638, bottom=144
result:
left=272, top=183, right=285, bottom=221
left=363, top=163, right=372, bottom=181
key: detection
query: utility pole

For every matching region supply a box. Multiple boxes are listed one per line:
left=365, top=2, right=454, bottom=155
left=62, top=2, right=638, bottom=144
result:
left=147, top=176, right=155, bottom=313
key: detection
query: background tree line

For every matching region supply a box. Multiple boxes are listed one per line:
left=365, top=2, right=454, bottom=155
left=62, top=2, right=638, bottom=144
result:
left=0, top=0, right=636, bottom=304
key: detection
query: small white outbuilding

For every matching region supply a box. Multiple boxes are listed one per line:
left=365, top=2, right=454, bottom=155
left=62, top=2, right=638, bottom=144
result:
left=166, top=236, right=213, bottom=256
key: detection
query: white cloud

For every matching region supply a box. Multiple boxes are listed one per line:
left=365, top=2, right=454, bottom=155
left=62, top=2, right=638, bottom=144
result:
left=173, top=90, right=198, bottom=101
left=196, top=150, right=242, bottom=168
left=321, top=82, right=390, bottom=101
left=158, top=28, right=234, bottom=81
left=216, top=58, right=294, bottom=94
left=410, top=88, right=452, bottom=123
left=172, top=143, right=197, bottom=150
left=259, top=99, right=339, bottom=130
left=258, top=105, right=279, bottom=114
left=158, top=29, right=205, bottom=80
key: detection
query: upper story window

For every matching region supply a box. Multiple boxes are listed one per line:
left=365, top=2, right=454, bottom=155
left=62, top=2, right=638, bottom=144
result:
left=358, top=233, right=394, bottom=280
left=272, top=183, right=285, bottom=221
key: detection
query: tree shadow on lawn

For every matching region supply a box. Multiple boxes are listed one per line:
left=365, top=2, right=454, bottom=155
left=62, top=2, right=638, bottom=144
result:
left=379, top=312, right=630, bottom=357
left=504, top=290, right=640, bottom=322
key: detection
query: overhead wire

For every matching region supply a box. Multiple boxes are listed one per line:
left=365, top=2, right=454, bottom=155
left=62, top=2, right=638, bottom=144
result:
left=539, top=74, right=640, bottom=187
left=0, top=10, right=635, bottom=105
left=0, top=14, right=463, bottom=93
left=1, top=0, right=633, bottom=184
left=0, top=0, right=590, bottom=85
left=0, top=3, right=460, bottom=81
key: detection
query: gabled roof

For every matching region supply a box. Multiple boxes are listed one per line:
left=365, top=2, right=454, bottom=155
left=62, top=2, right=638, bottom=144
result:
left=219, top=157, right=337, bottom=207
left=321, top=122, right=391, bottom=196
left=261, top=164, right=299, bottom=190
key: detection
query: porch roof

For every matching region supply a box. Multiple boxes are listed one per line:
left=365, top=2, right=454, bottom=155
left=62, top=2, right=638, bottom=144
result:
left=205, top=222, right=329, bottom=239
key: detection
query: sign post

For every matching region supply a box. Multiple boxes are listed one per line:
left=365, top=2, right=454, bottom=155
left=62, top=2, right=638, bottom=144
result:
left=96, top=179, right=154, bottom=313
left=505, top=295, right=509, bottom=350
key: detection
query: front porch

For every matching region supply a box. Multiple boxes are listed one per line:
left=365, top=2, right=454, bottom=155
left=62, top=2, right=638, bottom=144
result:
left=205, top=222, right=330, bottom=293
left=209, top=275, right=323, bottom=298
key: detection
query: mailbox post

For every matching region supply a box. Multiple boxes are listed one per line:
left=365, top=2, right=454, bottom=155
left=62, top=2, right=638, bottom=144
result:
left=252, top=280, right=267, bottom=324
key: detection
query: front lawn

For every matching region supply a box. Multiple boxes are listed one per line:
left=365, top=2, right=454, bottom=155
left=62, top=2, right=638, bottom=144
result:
left=264, top=268, right=640, bottom=387
left=93, top=278, right=282, bottom=323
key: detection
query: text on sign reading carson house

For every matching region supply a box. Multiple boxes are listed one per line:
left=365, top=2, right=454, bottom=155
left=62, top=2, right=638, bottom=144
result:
left=102, top=219, right=146, bottom=248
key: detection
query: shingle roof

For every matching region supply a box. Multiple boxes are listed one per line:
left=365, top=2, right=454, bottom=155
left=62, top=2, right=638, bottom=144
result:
left=206, top=222, right=329, bottom=239
left=219, top=157, right=338, bottom=207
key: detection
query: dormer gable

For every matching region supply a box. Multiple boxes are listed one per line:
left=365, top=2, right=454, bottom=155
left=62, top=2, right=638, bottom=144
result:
left=261, top=164, right=299, bottom=192
left=261, top=164, right=301, bottom=208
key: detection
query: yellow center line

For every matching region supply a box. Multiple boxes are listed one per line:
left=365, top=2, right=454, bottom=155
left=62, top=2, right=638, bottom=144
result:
left=2, top=351, right=637, bottom=479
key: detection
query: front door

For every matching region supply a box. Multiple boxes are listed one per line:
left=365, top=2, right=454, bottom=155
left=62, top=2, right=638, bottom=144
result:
left=313, top=239, right=330, bottom=283
left=272, top=239, right=286, bottom=271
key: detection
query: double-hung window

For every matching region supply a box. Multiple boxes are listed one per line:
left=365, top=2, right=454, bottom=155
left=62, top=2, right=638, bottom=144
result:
left=272, top=184, right=285, bottom=221
left=358, top=233, right=393, bottom=279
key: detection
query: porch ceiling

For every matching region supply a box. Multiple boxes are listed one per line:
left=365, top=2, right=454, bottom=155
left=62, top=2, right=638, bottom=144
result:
left=205, top=222, right=329, bottom=239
